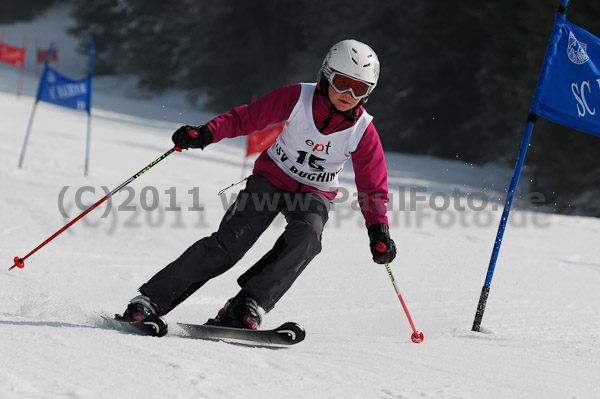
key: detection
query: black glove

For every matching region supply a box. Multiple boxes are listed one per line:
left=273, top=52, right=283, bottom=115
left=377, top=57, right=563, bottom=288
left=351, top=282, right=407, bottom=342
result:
left=368, top=223, right=397, bottom=264
left=172, top=125, right=213, bottom=150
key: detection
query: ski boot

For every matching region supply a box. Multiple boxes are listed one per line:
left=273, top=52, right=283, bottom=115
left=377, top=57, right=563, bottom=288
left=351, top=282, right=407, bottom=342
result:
left=115, top=295, right=159, bottom=323
left=206, top=291, right=264, bottom=330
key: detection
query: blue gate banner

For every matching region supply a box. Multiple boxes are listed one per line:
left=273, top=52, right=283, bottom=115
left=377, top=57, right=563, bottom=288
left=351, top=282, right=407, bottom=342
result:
left=530, top=13, right=600, bottom=136
left=36, top=65, right=91, bottom=112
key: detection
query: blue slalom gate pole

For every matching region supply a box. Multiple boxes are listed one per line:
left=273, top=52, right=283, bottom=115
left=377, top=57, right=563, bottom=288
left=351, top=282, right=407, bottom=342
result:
left=471, top=116, right=536, bottom=332
left=471, top=0, right=569, bottom=332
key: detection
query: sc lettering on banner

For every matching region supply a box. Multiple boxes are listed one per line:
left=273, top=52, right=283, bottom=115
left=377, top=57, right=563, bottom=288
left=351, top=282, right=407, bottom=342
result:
left=571, top=79, right=600, bottom=117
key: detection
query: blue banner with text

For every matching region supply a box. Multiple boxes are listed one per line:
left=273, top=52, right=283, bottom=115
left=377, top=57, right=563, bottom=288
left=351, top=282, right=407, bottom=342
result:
left=37, top=65, right=91, bottom=112
left=531, top=13, right=600, bottom=136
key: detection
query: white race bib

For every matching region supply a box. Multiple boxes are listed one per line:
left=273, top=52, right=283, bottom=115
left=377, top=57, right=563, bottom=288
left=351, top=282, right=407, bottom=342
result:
left=267, top=83, right=372, bottom=191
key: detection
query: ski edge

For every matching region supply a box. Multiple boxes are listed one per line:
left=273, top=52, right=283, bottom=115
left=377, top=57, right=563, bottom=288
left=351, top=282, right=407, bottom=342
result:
left=177, top=321, right=305, bottom=346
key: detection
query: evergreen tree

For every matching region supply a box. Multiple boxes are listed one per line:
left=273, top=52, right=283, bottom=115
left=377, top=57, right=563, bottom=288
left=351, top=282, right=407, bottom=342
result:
left=0, top=0, right=68, bottom=23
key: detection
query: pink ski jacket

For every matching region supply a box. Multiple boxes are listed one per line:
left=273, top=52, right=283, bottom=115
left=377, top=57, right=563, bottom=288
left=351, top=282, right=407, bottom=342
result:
left=206, top=84, right=389, bottom=228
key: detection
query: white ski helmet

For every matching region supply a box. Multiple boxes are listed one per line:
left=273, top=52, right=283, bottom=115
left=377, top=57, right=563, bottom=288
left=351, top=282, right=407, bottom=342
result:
left=318, top=39, right=380, bottom=98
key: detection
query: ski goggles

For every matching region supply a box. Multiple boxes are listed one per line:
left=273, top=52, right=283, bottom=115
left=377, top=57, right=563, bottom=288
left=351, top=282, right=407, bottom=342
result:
left=328, top=72, right=373, bottom=99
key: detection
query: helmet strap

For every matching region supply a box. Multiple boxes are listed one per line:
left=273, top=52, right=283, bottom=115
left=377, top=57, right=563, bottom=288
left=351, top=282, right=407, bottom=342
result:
left=332, top=102, right=360, bottom=123
left=317, top=75, right=329, bottom=96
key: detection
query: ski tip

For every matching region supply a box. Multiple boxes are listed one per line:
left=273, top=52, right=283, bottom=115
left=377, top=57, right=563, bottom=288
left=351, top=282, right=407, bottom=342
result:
left=104, top=313, right=168, bottom=337
left=276, top=322, right=306, bottom=344
left=278, top=321, right=305, bottom=331
left=143, top=315, right=169, bottom=337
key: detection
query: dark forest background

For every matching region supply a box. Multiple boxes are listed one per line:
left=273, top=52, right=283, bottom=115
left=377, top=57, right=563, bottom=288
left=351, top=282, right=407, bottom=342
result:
left=5, top=0, right=600, bottom=215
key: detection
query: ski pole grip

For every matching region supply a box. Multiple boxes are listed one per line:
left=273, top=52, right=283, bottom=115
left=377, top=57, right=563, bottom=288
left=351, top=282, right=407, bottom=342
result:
left=376, top=242, right=387, bottom=252
left=174, top=129, right=198, bottom=152
left=187, top=128, right=199, bottom=138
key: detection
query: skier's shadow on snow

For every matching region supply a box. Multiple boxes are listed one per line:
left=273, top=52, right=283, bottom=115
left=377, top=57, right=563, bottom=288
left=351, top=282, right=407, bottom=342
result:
left=0, top=319, right=95, bottom=330
left=0, top=317, right=137, bottom=333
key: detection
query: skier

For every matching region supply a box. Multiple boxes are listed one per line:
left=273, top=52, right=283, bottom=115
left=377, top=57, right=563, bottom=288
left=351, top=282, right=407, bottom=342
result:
left=117, top=39, right=396, bottom=331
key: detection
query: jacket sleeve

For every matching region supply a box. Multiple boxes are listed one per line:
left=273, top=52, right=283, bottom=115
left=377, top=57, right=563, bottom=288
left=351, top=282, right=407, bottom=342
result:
left=351, top=123, right=390, bottom=228
left=205, top=84, right=301, bottom=143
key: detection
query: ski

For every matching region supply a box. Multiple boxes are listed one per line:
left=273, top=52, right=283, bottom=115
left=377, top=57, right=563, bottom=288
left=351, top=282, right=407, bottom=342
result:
left=177, top=321, right=305, bottom=346
left=103, top=313, right=168, bottom=337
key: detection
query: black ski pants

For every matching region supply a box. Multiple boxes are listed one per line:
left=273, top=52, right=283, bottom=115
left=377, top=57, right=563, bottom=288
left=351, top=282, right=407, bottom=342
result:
left=139, top=174, right=330, bottom=314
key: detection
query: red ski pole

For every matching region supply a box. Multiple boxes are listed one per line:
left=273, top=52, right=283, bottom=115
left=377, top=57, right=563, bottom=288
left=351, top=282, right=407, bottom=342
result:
left=376, top=244, right=424, bottom=343
left=9, top=144, right=187, bottom=271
